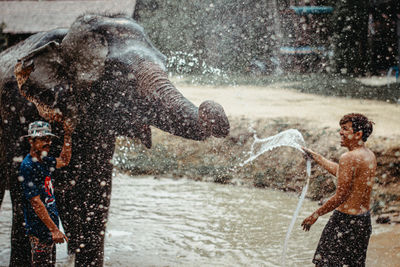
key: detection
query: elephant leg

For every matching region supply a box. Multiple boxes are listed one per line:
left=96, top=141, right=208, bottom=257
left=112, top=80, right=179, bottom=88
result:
left=0, top=131, right=6, bottom=208
left=5, top=118, right=36, bottom=266
left=56, top=136, right=115, bottom=267
left=56, top=180, right=82, bottom=256
left=9, top=172, right=31, bottom=267
left=74, top=162, right=113, bottom=267
left=0, top=162, right=6, bottom=209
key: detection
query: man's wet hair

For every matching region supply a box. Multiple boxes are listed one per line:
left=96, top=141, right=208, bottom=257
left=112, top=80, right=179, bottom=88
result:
left=340, top=113, right=374, bottom=142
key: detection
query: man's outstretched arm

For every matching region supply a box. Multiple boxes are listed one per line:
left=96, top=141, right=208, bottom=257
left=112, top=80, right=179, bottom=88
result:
left=302, top=147, right=339, bottom=176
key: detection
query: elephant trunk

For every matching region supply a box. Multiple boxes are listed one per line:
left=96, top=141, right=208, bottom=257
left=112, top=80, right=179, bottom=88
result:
left=134, top=62, right=229, bottom=140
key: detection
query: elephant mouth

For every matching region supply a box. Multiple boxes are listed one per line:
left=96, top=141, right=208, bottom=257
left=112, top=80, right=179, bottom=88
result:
left=125, top=123, right=152, bottom=149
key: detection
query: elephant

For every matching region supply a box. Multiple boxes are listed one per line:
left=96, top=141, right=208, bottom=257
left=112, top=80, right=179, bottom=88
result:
left=0, top=14, right=230, bottom=266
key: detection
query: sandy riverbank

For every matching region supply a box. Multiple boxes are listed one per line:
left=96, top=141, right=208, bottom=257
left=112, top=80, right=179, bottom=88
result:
left=367, top=224, right=400, bottom=267
left=176, top=81, right=400, bottom=138
left=174, top=80, right=400, bottom=266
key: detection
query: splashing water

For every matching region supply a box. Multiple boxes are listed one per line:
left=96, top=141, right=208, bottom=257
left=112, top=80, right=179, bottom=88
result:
left=241, top=128, right=311, bottom=267
left=167, top=51, right=231, bottom=84
left=240, top=129, right=305, bottom=166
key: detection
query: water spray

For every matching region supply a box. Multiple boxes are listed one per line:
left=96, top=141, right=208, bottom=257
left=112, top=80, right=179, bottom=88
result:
left=241, top=129, right=312, bottom=266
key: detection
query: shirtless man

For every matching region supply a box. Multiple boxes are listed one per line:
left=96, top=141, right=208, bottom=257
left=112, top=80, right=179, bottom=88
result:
left=301, top=113, right=376, bottom=267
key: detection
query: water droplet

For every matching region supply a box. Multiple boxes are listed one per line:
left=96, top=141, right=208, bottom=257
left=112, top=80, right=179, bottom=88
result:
left=13, top=156, right=23, bottom=162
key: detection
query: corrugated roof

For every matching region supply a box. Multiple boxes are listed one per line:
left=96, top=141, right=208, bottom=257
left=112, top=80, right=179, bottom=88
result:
left=0, top=0, right=137, bottom=34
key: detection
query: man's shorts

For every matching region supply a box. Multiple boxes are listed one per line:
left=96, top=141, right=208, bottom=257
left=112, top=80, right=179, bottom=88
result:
left=313, top=210, right=372, bottom=267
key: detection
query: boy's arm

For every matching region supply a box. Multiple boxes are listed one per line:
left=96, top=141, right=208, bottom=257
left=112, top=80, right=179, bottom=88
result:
left=30, top=195, right=68, bottom=243
left=302, top=147, right=339, bottom=176
left=302, top=153, right=354, bottom=231
left=313, top=153, right=353, bottom=216
left=56, top=119, right=74, bottom=169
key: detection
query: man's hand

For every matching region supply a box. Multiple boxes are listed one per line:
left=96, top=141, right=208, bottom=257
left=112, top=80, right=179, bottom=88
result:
left=51, top=228, right=68, bottom=244
left=301, top=212, right=319, bottom=231
left=301, top=146, right=339, bottom=177
left=30, top=196, right=68, bottom=243
left=302, top=146, right=316, bottom=161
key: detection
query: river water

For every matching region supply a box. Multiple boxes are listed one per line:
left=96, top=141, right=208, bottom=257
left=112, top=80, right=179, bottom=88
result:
left=0, top=173, right=384, bottom=267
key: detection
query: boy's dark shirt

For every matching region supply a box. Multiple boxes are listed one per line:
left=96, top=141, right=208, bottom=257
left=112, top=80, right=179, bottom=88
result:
left=20, top=154, right=59, bottom=244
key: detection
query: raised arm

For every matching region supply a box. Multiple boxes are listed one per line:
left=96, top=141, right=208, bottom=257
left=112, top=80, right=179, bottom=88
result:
left=301, top=153, right=354, bottom=231
left=56, top=119, right=74, bottom=168
left=302, top=147, right=339, bottom=176
left=30, top=195, right=68, bottom=243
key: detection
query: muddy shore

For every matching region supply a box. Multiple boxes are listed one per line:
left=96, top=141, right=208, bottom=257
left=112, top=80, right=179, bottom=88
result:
left=115, top=81, right=400, bottom=217
left=113, top=80, right=400, bottom=265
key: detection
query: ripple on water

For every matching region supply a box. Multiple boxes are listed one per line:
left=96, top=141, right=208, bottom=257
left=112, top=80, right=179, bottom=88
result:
left=1, top=174, right=330, bottom=266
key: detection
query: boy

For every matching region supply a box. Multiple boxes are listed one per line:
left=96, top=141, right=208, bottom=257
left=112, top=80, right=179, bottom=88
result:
left=301, top=113, right=376, bottom=267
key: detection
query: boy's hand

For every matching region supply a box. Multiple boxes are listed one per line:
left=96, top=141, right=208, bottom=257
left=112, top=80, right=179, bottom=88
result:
left=302, top=147, right=316, bottom=161
left=301, top=212, right=319, bottom=231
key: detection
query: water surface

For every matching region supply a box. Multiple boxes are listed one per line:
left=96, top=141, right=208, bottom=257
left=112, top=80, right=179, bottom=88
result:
left=0, top=173, right=336, bottom=266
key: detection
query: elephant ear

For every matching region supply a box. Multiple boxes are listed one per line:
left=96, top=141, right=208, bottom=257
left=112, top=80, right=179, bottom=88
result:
left=14, top=41, right=77, bottom=127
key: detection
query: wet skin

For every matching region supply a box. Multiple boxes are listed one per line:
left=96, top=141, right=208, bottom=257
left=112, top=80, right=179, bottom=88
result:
left=29, top=136, right=52, bottom=161
left=301, top=121, right=377, bottom=231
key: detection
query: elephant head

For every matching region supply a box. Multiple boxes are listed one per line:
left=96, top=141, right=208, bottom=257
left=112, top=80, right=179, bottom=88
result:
left=14, top=14, right=230, bottom=147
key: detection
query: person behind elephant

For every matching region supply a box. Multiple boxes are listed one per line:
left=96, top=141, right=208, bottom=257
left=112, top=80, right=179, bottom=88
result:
left=301, top=113, right=376, bottom=267
left=19, top=120, right=73, bottom=266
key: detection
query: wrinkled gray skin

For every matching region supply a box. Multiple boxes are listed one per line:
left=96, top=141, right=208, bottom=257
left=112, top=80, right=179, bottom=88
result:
left=0, top=14, right=229, bottom=266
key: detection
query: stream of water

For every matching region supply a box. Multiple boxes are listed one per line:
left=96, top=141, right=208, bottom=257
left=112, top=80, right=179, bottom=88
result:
left=240, top=128, right=310, bottom=266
